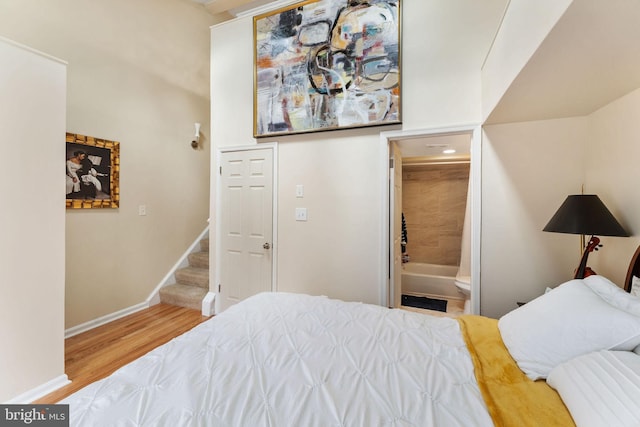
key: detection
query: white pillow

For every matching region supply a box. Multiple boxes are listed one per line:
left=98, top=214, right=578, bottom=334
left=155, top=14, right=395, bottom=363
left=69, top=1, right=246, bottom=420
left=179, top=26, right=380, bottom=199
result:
left=547, top=350, right=640, bottom=427
left=584, top=275, right=640, bottom=316
left=631, top=275, right=640, bottom=298
left=498, top=277, right=640, bottom=380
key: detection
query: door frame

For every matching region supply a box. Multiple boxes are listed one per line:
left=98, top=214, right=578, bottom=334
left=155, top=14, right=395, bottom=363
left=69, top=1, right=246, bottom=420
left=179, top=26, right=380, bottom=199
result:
left=389, top=142, right=403, bottom=310
left=379, top=125, right=482, bottom=314
left=214, top=143, right=278, bottom=313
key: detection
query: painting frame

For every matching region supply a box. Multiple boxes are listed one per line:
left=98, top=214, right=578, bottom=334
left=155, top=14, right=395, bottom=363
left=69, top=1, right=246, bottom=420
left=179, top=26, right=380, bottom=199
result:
left=66, top=132, right=120, bottom=209
left=253, top=0, right=401, bottom=138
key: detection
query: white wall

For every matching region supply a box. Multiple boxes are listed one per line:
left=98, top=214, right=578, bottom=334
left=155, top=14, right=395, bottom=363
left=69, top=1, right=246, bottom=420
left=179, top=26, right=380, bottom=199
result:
left=585, top=88, right=640, bottom=283
left=481, top=118, right=587, bottom=318
left=211, top=0, right=508, bottom=305
left=276, top=134, right=383, bottom=303
left=0, top=38, right=66, bottom=402
left=0, top=0, right=217, bottom=328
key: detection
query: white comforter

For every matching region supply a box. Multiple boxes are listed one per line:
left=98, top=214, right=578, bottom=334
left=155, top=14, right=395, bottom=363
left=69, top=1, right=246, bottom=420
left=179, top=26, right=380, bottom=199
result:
left=63, top=293, right=493, bottom=426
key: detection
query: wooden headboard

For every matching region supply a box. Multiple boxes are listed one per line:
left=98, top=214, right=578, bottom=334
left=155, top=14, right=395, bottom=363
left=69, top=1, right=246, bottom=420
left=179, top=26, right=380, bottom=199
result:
left=624, top=245, right=640, bottom=292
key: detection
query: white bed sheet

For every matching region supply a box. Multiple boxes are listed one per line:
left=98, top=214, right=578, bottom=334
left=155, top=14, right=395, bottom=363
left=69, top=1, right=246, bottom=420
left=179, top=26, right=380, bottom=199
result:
left=62, top=292, right=493, bottom=426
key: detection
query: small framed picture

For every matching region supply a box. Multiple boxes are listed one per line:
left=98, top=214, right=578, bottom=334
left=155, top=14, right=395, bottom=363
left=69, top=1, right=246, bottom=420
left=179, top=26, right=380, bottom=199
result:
left=66, top=132, right=120, bottom=209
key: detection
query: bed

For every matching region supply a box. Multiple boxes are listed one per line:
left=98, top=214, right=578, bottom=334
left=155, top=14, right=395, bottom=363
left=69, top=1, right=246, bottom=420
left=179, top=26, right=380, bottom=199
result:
left=61, top=256, right=640, bottom=426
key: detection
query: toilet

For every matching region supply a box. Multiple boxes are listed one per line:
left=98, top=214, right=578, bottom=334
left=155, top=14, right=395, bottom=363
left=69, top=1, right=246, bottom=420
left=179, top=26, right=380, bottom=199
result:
left=454, top=275, right=471, bottom=314
left=454, top=275, right=471, bottom=297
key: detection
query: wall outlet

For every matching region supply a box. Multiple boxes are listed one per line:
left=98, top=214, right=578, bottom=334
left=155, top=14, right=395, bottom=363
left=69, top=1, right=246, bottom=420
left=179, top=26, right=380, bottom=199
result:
left=295, top=207, right=307, bottom=221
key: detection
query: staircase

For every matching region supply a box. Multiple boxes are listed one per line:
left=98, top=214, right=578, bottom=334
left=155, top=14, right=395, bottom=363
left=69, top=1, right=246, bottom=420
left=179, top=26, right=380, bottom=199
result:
left=159, top=237, right=209, bottom=311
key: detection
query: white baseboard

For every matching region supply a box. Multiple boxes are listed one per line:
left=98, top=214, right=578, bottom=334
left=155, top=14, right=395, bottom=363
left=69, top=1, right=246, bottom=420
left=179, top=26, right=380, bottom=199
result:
left=64, top=301, right=150, bottom=339
left=4, top=374, right=70, bottom=404
left=201, top=292, right=216, bottom=316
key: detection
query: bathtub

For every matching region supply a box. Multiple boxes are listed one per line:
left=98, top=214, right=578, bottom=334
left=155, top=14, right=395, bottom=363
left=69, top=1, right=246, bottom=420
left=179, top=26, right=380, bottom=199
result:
left=401, top=262, right=464, bottom=299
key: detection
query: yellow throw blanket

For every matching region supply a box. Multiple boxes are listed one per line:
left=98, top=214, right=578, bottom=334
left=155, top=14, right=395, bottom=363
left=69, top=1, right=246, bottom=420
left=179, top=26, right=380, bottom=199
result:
left=458, top=315, right=575, bottom=427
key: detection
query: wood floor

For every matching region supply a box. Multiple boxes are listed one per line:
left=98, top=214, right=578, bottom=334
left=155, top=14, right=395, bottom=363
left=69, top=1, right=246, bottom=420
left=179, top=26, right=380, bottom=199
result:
left=34, top=303, right=210, bottom=404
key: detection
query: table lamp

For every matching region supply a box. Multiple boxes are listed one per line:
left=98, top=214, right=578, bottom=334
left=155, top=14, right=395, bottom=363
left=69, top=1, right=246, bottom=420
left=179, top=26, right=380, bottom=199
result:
left=543, top=194, right=629, bottom=279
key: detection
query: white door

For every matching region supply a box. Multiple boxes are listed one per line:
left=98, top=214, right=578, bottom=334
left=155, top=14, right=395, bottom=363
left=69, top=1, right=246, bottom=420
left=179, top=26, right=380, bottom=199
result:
left=389, top=142, right=403, bottom=308
left=219, top=148, right=273, bottom=311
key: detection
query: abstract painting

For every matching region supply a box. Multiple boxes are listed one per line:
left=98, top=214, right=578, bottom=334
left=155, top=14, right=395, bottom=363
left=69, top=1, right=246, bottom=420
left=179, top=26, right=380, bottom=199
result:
left=254, top=0, right=401, bottom=138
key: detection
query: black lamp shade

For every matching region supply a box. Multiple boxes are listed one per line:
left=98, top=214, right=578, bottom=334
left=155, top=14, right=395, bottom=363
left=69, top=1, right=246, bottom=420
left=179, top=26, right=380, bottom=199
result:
left=543, top=194, right=629, bottom=237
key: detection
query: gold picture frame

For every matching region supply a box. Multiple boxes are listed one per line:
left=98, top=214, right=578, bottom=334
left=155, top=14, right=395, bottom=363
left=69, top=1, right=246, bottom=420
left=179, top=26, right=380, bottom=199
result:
left=253, top=0, right=401, bottom=138
left=66, top=132, right=120, bottom=209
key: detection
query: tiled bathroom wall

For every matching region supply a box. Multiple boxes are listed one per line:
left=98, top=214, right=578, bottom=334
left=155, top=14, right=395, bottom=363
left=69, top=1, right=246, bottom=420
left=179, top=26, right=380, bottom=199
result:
left=402, top=163, right=470, bottom=266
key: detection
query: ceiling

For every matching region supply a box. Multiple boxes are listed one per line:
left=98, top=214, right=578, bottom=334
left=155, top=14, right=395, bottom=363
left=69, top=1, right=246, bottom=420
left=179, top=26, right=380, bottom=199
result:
left=395, top=133, right=471, bottom=165
left=191, top=0, right=278, bottom=20
left=486, top=0, right=640, bottom=124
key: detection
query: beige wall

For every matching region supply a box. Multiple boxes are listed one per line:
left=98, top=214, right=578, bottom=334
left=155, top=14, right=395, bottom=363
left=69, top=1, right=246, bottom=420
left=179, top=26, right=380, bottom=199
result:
left=585, top=88, right=640, bottom=283
left=211, top=1, right=508, bottom=305
left=481, top=90, right=640, bottom=318
left=0, top=0, right=217, bottom=328
left=402, top=163, right=469, bottom=266
left=481, top=118, right=587, bottom=318
left=0, top=38, right=66, bottom=401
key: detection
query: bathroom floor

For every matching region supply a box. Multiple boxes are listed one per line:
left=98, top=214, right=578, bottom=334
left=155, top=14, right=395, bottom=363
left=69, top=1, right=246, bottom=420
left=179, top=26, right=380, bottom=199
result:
left=400, top=293, right=466, bottom=318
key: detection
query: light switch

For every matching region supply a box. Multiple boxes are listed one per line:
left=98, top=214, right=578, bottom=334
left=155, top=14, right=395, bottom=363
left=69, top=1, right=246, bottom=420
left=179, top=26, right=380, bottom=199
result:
left=138, top=205, right=147, bottom=216
left=296, top=184, right=304, bottom=198
left=295, top=207, right=307, bottom=221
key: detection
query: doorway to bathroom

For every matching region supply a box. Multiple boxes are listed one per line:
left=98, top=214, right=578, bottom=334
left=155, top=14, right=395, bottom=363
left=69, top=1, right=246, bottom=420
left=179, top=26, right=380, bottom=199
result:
left=381, top=126, right=481, bottom=315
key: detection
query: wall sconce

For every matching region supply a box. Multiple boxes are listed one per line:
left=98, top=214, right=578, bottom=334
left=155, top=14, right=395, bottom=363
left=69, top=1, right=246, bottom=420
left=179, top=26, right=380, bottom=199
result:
left=191, top=122, right=201, bottom=149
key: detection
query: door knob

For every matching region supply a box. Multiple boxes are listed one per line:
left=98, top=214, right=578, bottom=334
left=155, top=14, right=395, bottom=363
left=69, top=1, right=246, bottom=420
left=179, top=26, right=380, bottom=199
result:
left=263, top=242, right=271, bottom=250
